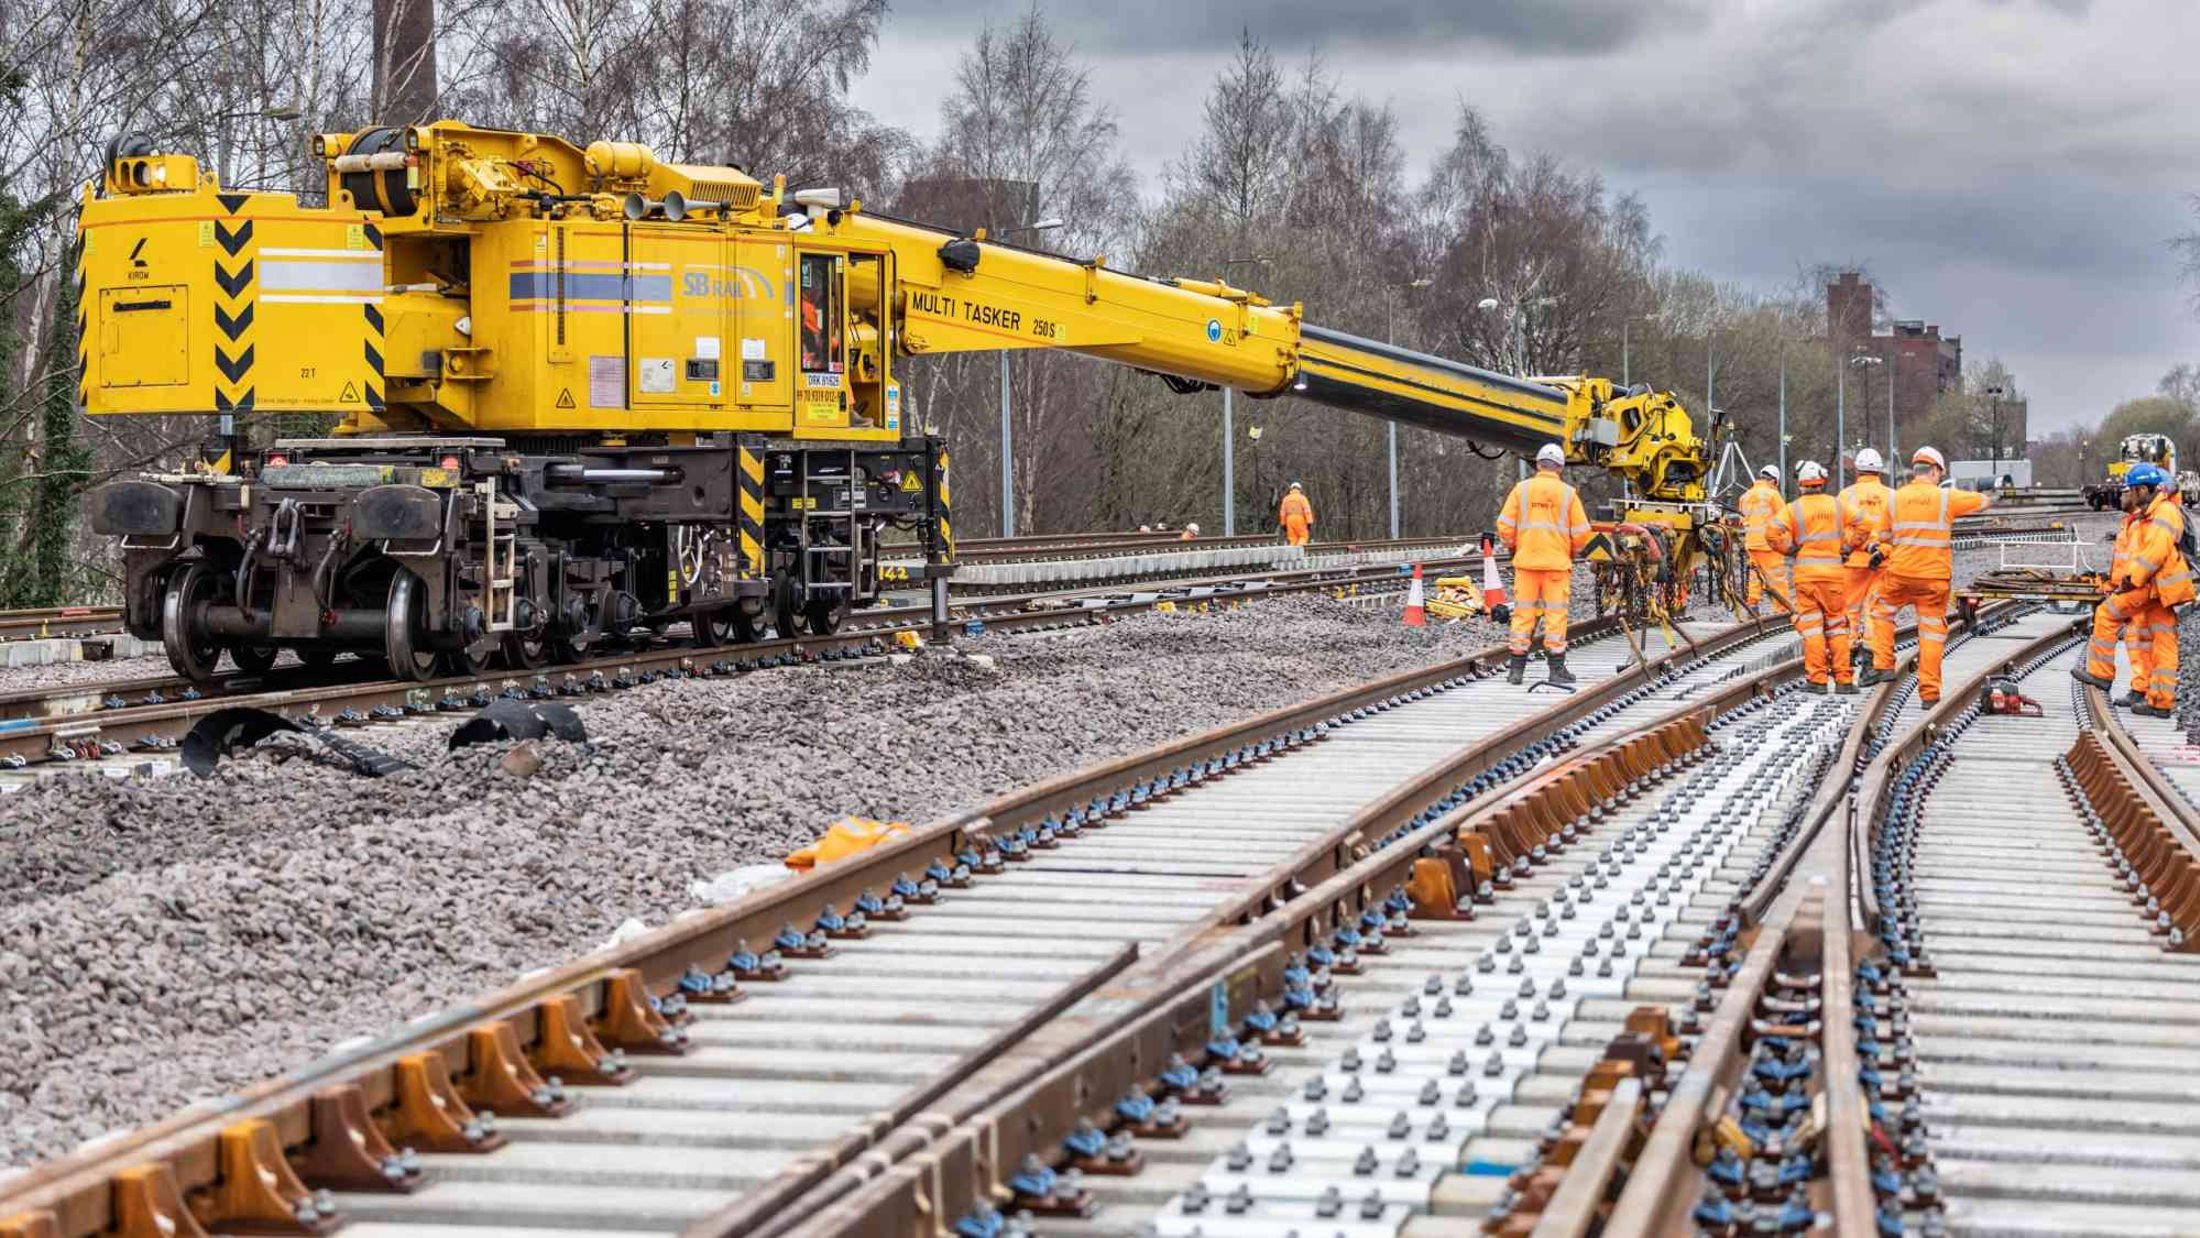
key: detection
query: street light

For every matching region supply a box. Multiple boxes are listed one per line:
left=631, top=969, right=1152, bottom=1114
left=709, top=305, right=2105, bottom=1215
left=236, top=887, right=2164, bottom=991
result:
left=1984, top=384, right=2007, bottom=471
left=1621, top=312, right=1656, bottom=388
left=992, top=217, right=1065, bottom=535
left=1386, top=277, right=1433, bottom=538
left=1840, top=349, right=1878, bottom=489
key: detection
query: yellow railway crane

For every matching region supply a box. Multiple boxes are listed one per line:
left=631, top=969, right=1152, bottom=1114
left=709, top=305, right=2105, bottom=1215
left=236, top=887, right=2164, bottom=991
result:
left=76, top=122, right=1712, bottom=681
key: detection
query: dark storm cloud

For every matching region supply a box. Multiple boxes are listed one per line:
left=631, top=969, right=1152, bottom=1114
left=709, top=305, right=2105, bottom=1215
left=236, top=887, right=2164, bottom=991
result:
left=883, top=0, right=1715, bottom=55
left=856, top=0, right=2200, bottom=426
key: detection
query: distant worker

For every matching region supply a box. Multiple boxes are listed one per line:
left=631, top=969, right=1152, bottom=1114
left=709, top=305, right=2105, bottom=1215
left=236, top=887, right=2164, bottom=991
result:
left=1765, top=461, right=1858, bottom=694
left=1840, top=448, right=1895, bottom=666
left=1861, top=447, right=1991, bottom=704
left=2075, top=463, right=2191, bottom=718
left=1279, top=482, right=1315, bottom=546
left=1739, top=465, right=1790, bottom=611
left=1181, top=522, right=1201, bottom=541
left=1496, top=443, right=1593, bottom=687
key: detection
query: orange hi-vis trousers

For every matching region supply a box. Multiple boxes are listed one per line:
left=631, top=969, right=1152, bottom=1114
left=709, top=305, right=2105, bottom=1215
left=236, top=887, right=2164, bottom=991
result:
left=1792, top=574, right=1853, bottom=686
left=2086, top=588, right=2177, bottom=707
left=1844, top=565, right=1881, bottom=650
left=1284, top=522, right=1310, bottom=547
left=1747, top=550, right=1791, bottom=611
left=2138, top=601, right=2179, bottom=709
left=1509, top=568, right=1572, bottom=655
left=1871, top=574, right=1950, bottom=699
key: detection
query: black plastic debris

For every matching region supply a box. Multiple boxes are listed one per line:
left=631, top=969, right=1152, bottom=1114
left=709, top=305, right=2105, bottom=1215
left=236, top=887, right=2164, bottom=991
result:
left=447, top=699, right=587, bottom=750
left=181, top=708, right=413, bottom=778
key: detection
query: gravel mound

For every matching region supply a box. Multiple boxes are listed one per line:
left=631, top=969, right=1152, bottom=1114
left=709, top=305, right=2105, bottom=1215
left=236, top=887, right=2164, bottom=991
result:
left=0, top=595, right=1515, bottom=1164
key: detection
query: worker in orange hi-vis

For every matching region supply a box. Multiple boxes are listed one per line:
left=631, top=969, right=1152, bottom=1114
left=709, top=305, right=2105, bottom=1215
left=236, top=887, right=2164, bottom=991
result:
left=1765, top=461, right=1858, bottom=694
left=2075, top=464, right=2192, bottom=718
left=1496, top=443, right=1593, bottom=687
left=1739, top=465, right=1790, bottom=611
left=1279, top=481, right=1315, bottom=546
left=1859, top=446, right=1991, bottom=704
left=1838, top=447, right=1894, bottom=669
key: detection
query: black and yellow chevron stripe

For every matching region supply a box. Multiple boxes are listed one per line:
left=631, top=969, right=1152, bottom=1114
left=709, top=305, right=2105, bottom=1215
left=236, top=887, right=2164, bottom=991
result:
left=934, top=447, right=954, bottom=560
left=362, top=222, right=385, bottom=412
left=736, top=439, right=765, bottom=578
left=212, top=192, right=255, bottom=416
left=72, top=252, right=87, bottom=407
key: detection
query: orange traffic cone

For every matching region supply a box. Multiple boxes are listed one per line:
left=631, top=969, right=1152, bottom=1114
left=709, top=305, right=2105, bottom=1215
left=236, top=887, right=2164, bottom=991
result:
left=1480, top=535, right=1510, bottom=622
left=1403, top=563, right=1428, bottom=627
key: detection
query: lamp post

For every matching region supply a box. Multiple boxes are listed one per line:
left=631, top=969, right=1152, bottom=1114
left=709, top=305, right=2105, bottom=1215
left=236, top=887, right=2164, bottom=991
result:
left=992, top=217, right=1064, bottom=535
left=1386, top=277, right=1432, bottom=538
left=1984, top=384, right=2007, bottom=471
left=1844, top=350, right=1879, bottom=488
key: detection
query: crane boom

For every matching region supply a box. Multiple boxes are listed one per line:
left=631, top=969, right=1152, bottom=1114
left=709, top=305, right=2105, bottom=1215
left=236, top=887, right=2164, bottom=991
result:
left=73, top=121, right=1713, bottom=682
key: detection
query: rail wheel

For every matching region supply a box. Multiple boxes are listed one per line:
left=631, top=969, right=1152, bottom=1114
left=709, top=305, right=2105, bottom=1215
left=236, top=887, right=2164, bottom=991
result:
left=731, top=602, right=763, bottom=643
left=545, top=634, right=593, bottom=665
left=440, top=644, right=493, bottom=677
left=298, top=647, right=340, bottom=671
left=691, top=607, right=735, bottom=646
left=383, top=571, right=440, bottom=682
left=501, top=630, right=550, bottom=669
left=771, top=572, right=801, bottom=638
left=228, top=643, right=280, bottom=675
left=803, top=596, right=847, bottom=636
left=160, top=564, right=224, bottom=683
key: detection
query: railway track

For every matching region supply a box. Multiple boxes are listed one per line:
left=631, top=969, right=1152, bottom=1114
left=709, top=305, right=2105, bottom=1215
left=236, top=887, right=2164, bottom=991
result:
left=4, top=551, right=2186, bottom=1238
left=0, top=603, right=1809, bottom=1235
left=0, top=607, right=124, bottom=643
left=0, top=552, right=1475, bottom=773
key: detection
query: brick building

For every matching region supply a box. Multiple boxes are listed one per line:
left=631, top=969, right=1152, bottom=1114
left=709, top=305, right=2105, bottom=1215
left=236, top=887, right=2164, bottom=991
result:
left=1826, top=272, right=1968, bottom=432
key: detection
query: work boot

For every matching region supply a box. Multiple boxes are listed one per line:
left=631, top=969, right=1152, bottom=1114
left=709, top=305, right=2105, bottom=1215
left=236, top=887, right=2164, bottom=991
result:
left=2071, top=666, right=2115, bottom=690
left=1546, top=654, right=1577, bottom=688
left=1857, top=667, right=1895, bottom=687
left=1506, top=653, right=1528, bottom=685
left=1806, top=680, right=1831, bottom=695
left=1835, top=680, right=1859, bottom=696
left=2115, top=690, right=2141, bottom=709
left=2134, top=702, right=2175, bottom=719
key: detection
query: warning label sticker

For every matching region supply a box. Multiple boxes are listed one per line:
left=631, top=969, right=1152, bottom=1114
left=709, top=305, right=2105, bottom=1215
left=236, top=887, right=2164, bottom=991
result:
left=589, top=356, right=625, bottom=408
left=555, top=388, right=577, bottom=410
left=340, top=381, right=359, bottom=402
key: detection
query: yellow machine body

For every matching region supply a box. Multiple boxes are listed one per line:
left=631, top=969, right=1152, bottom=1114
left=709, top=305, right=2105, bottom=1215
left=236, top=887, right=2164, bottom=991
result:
left=78, top=121, right=1707, bottom=513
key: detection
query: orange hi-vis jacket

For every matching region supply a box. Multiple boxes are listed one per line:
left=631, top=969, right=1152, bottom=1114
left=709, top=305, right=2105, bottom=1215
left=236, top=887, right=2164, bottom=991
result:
left=2129, top=493, right=2195, bottom=607
left=1739, top=479, right=1784, bottom=552
left=1839, top=476, right=1893, bottom=567
left=1881, top=480, right=1991, bottom=580
left=1768, top=491, right=1854, bottom=582
left=1279, top=491, right=1313, bottom=529
left=1497, top=472, right=1593, bottom=571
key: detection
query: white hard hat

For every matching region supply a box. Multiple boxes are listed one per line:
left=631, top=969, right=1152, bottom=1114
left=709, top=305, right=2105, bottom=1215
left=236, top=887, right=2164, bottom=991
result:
left=1797, top=461, right=1828, bottom=485
left=1186, top=522, right=1201, bottom=533
left=1854, top=447, right=1885, bottom=474
left=1911, top=446, right=1947, bottom=471
left=1535, top=443, right=1565, bottom=468
left=1289, top=480, right=1303, bottom=490
left=1758, top=464, right=1781, bottom=483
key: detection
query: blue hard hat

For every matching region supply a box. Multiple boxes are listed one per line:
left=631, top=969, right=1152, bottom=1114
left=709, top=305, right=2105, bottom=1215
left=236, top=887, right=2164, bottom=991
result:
left=2128, top=463, right=2169, bottom=488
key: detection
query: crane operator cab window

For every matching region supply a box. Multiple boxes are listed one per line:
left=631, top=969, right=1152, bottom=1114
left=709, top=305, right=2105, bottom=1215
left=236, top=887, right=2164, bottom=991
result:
left=799, top=254, right=844, bottom=376
left=798, top=252, right=852, bottom=429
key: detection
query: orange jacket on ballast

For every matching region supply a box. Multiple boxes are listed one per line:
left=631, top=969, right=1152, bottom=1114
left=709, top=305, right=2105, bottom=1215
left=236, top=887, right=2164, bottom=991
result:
left=1767, top=492, right=1853, bottom=582
left=1839, top=476, right=1893, bottom=567
left=1497, top=473, right=1592, bottom=571
left=1739, top=479, right=1784, bottom=552
left=1879, top=480, right=1991, bottom=579
left=2127, top=493, right=2196, bottom=607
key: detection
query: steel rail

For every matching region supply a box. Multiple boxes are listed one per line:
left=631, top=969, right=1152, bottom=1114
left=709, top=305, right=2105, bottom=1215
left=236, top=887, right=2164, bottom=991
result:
left=0, top=603, right=1659, bottom=1235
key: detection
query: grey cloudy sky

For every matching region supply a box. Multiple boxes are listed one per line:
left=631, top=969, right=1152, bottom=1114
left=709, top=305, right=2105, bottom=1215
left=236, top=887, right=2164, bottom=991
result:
left=850, top=0, right=2200, bottom=432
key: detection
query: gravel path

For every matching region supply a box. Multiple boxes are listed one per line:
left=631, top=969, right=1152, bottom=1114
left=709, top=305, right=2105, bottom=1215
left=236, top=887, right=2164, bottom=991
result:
left=0, top=596, right=1532, bottom=1165
left=0, top=524, right=2111, bottom=1165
